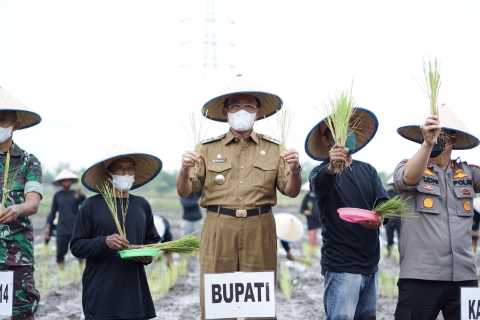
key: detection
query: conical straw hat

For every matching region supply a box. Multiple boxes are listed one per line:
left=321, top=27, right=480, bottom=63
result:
left=397, top=105, right=479, bottom=150
left=53, top=169, right=79, bottom=185
left=301, top=182, right=310, bottom=192
left=274, top=213, right=304, bottom=242
left=0, top=87, right=41, bottom=129
left=154, top=216, right=166, bottom=238
left=201, top=74, right=282, bottom=122
left=305, top=107, right=379, bottom=161
left=81, top=147, right=162, bottom=193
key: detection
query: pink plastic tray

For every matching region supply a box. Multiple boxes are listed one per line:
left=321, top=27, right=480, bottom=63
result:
left=337, top=208, right=381, bottom=224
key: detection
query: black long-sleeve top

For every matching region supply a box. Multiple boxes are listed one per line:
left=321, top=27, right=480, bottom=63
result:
left=70, top=194, right=160, bottom=320
left=47, top=189, right=85, bottom=236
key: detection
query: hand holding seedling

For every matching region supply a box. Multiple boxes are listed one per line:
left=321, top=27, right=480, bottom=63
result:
left=420, top=116, right=441, bottom=146
left=360, top=216, right=382, bottom=230
left=105, top=234, right=129, bottom=250
left=181, top=151, right=201, bottom=172
left=328, top=145, right=351, bottom=173
left=281, top=149, right=300, bottom=173
left=0, top=205, right=20, bottom=224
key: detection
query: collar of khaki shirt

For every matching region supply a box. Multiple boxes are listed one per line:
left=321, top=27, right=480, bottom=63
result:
left=224, top=130, right=260, bottom=145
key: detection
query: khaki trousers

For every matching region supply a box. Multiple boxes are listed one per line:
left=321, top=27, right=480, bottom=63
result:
left=200, top=211, right=277, bottom=320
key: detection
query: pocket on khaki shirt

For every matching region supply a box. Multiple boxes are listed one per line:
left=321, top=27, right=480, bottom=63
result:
left=205, top=163, right=232, bottom=189
left=253, top=160, right=277, bottom=190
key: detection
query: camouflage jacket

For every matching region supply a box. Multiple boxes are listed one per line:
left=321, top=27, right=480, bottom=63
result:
left=0, top=143, right=43, bottom=267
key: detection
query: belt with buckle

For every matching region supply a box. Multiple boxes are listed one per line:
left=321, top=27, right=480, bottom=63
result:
left=207, top=205, right=272, bottom=218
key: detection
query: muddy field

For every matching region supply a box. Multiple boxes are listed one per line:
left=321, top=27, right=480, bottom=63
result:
left=28, top=211, right=442, bottom=320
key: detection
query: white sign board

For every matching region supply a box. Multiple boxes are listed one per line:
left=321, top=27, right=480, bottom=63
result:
left=204, top=271, right=275, bottom=319
left=461, top=287, right=480, bottom=320
left=0, top=271, right=13, bottom=317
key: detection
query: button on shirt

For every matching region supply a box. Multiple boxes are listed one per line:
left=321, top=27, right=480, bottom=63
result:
left=191, top=131, right=290, bottom=209
left=394, top=160, right=480, bottom=281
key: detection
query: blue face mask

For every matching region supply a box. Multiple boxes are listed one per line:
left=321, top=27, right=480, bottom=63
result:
left=345, top=130, right=357, bottom=152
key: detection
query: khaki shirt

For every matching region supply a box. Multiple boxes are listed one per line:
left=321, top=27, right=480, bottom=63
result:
left=191, top=130, right=290, bottom=209
left=394, top=159, right=480, bottom=281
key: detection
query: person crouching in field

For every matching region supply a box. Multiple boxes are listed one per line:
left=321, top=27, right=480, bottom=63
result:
left=71, top=152, right=162, bottom=320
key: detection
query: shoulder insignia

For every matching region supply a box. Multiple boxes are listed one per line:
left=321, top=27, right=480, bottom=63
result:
left=260, top=134, right=281, bottom=145
left=454, top=169, right=469, bottom=179
left=424, top=168, right=435, bottom=176
left=201, top=134, right=226, bottom=145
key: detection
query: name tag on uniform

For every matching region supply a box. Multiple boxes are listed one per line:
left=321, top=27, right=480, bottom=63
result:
left=0, top=271, right=13, bottom=317
left=204, top=271, right=275, bottom=319
left=212, top=159, right=225, bottom=164
left=461, top=287, right=480, bottom=319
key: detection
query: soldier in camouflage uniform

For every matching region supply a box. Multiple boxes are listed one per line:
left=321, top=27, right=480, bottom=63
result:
left=0, top=87, right=43, bottom=320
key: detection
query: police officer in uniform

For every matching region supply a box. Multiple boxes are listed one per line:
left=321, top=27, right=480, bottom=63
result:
left=394, top=108, right=480, bottom=320
left=177, top=82, right=302, bottom=320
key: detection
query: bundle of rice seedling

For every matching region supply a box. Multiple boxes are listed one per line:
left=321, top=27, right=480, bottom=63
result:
left=188, top=112, right=208, bottom=176
left=143, top=235, right=200, bottom=255
left=189, top=112, right=208, bottom=147
left=97, top=181, right=129, bottom=238
left=1, top=152, right=22, bottom=211
left=1, top=152, right=11, bottom=208
left=276, top=107, right=292, bottom=146
left=373, top=196, right=413, bottom=219
left=325, top=89, right=357, bottom=173
left=424, top=58, right=441, bottom=117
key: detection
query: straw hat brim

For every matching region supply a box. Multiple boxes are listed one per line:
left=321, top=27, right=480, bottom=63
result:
left=81, top=153, right=162, bottom=193
left=201, top=91, right=283, bottom=122
left=305, top=107, right=379, bottom=161
left=397, top=125, right=480, bottom=150
left=53, top=178, right=79, bottom=186
left=0, top=109, right=41, bottom=130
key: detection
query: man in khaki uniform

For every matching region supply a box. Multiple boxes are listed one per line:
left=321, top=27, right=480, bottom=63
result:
left=177, top=85, right=301, bottom=319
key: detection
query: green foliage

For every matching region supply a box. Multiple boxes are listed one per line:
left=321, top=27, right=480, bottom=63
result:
left=424, top=58, right=441, bottom=117
left=145, top=235, right=200, bottom=254
left=279, top=264, right=293, bottom=300
left=373, top=196, right=414, bottom=219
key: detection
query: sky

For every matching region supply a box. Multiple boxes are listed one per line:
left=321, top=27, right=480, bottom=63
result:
left=0, top=0, right=479, bottom=174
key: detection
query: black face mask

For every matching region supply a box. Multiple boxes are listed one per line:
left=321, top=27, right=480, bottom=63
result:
left=430, top=138, right=445, bottom=158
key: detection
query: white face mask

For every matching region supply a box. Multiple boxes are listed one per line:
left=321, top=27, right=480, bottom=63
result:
left=111, top=174, right=135, bottom=191
left=0, top=126, right=13, bottom=144
left=227, top=110, right=256, bottom=131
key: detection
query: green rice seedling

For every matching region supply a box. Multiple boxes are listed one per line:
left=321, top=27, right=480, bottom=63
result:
left=1, top=152, right=22, bottom=210
left=279, top=264, right=293, bottom=300
left=276, top=107, right=292, bottom=146
left=373, top=196, right=415, bottom=219
left=325, top=90, right=357, bottom=173
left=97, top=181, right=129, bottom=238
left=144, top=235, right=200, bottom=255
left=424, top=58, right=441, bottom=117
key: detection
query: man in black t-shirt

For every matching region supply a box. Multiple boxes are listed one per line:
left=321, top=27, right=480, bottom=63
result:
left=305, top=107, right=387, bottom=320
